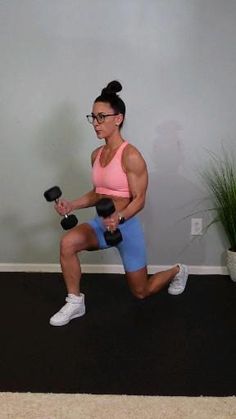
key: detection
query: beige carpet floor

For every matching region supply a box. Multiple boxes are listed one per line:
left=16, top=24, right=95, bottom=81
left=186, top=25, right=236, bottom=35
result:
left=0, top=393, right=235, bottom=419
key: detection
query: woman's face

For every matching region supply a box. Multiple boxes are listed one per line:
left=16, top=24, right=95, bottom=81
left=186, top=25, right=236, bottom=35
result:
left=91, top=101, right=122, bottom=139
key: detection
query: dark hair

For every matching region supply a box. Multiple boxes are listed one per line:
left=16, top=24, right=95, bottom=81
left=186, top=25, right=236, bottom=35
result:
left=94, top=80, right=126, bottom=128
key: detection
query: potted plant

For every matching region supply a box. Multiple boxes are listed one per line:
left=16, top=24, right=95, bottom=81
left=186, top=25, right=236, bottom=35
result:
left=201, top=147, right=236, bottom=282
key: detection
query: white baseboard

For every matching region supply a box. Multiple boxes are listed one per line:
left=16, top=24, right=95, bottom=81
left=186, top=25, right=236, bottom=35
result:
left=0, top=263, right=228, bottom=275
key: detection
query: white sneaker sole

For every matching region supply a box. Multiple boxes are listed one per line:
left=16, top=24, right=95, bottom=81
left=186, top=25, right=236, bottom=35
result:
left=168, top=265, right=188, bottom=295
left=49, top=308, right=86, bottom=327
left=168, top=287, right=187, bottom=296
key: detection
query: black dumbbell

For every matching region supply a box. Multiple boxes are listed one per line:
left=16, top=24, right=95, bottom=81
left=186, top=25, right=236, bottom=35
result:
left=44, top=186, right=78, bottom=230
left=96, top=198, right=123, bottom=246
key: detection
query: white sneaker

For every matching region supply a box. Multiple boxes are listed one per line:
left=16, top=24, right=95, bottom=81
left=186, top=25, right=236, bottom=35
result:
left=168, top=264, right=188, bottom=295
left=50, top=293, right=85, bottom=326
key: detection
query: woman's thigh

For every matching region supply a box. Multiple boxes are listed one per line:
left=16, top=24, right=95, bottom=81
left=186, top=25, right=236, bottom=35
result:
left=60, top=222, right=100, bottom=253
left=117, top=216, right=147, bottom=272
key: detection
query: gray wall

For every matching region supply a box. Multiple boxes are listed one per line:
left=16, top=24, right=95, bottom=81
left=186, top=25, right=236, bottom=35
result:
left=0, top=0, right=235, bottom=266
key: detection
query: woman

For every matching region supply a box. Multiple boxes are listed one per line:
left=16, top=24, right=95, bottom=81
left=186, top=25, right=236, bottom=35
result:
left=50, top=81, right=188, bottom=326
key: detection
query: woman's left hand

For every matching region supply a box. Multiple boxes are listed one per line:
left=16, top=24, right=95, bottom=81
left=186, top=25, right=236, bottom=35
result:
left=103, top=213, right=119, bottom=232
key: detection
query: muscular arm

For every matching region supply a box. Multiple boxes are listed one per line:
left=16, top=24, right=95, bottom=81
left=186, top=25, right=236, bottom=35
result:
left=121, top=145, right=148, bottom=220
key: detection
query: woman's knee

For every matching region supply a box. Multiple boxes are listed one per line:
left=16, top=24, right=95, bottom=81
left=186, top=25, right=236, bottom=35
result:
left=60, top=232, right=82, bottom=256
left=130, top=286, right=147, bottom=300
left=60, top=224, right=98, bottom=257
left=126, top=267, right=149, bottom=300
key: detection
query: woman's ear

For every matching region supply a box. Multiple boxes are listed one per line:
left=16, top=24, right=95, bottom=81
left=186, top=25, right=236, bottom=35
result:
left=115, top=114, right=123, bottom=127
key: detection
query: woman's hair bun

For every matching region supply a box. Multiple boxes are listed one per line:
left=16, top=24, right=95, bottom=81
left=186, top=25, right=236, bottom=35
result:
left=102, top=80, right=122, bottom=96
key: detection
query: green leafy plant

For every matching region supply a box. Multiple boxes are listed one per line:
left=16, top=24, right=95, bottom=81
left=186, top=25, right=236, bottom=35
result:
left=201, top=148, right=236, bottom=252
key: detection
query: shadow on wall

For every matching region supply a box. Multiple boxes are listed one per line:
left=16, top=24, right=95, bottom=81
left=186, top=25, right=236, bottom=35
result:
left=142, top=120, right=206, bottom=265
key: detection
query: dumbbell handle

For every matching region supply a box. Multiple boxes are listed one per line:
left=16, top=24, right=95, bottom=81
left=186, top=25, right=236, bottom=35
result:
left=54, top=199, right=78, bottom=230
left=54, top=198, right=70, bottom=216
left=44, top=186, right=78, bottom=230
left=95, top=198, right=123, bottom=245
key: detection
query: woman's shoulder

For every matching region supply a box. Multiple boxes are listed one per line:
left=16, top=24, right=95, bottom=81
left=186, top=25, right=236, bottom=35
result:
left=123, top=142, right=147, bottom=168
left=91, top=146, right=103, bottom=165
left=123, top=142, right=145, bottom=160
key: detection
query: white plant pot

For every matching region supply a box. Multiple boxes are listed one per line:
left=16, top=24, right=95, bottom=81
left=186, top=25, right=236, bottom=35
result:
left=226, top=249, right=236, bottom=282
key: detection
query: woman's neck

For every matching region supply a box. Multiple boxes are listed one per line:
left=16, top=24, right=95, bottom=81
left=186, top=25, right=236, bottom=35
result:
left=104, top=133, right=124, bottom=150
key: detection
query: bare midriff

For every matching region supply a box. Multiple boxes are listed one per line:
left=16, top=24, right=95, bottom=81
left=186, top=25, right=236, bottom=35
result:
left=97, top=194, right=131, bottom=214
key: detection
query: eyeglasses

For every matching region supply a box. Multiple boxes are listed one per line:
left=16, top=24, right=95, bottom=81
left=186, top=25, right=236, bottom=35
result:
left=86, top=113, right=118, bottom=124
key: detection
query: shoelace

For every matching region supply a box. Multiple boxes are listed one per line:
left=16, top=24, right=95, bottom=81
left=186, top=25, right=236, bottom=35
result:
left=60, top=300, right=81, bottom=314
left=65, top=296, right=82, bottom=304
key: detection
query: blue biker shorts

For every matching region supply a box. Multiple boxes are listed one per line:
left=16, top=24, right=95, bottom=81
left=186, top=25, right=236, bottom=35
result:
left=87, top=216, right=147, bottom=273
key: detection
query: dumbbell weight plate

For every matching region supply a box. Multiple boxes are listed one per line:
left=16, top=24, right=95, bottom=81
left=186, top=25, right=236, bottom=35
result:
left=61, top=214, right=78, bottom=230
left=44, top=186, right=62, bottom=202
left=104, top=229, right=123, bottom=246
left=96, top=198, right=116, bottom=217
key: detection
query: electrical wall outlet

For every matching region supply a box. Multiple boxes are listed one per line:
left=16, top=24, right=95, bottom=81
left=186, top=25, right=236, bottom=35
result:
left=191, top=218, right=203, bottom=235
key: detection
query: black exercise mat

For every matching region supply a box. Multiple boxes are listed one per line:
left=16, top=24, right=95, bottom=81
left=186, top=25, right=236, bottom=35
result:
left=0, top=272, right=235, bottom=396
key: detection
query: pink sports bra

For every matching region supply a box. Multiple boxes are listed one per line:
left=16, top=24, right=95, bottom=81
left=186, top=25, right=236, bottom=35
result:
left=92, top=141, right=131, bottom=198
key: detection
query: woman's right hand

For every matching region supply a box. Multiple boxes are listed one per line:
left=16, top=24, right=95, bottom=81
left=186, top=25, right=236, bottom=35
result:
left=54, top=199, right=74, bottom=216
